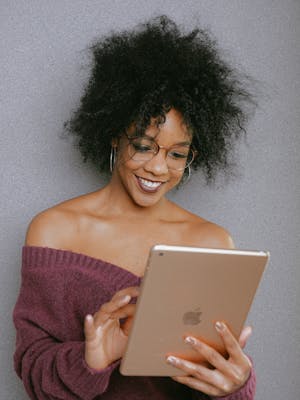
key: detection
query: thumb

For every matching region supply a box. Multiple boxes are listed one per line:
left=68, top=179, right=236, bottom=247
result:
left=84, top=314, right=97, bottom=342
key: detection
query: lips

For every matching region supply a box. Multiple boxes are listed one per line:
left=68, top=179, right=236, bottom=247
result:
left=136, top=176, right=165, bottom=193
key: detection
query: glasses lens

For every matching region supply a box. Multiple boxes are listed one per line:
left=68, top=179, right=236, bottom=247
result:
left=167, top=147, right=194, bottom=171
left=127, top=134, right=195, bottom=171
left=128, top=137, right=157, bottom=162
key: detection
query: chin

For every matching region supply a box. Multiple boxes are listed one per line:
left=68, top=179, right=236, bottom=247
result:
left=131, top=192, right=164, bottom=208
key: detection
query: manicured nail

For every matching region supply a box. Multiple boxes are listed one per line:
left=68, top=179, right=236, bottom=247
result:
left=166, top=356, right=179, bottom=365
left=85, top=314, right=93, bottom=322
left=121, top=295, right=131, bottom=303
left=185, top=336, right=197, bottom=345
left=215, top=321, right=225, bottom=332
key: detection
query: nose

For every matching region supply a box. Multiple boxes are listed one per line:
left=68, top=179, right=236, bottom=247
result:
left=143, top=149, right=169, bottom=176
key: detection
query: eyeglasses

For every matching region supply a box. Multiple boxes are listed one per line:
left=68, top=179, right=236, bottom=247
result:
left=125, top=133, right=196, bottom=171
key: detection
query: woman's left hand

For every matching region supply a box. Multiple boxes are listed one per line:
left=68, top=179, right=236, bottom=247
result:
left=166, top=322, right=253, bottom=397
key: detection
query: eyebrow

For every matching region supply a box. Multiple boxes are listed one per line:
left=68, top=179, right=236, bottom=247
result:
left=172, top=140, right=192, bottom=146
left=126, top=130, right=192, bottom=147
left=142, top=133, right=192, bottom=147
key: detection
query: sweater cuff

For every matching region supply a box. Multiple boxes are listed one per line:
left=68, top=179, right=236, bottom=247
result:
left=58, top=342, right=121, bottom=399
left=82, top=358, right=121, bottom=376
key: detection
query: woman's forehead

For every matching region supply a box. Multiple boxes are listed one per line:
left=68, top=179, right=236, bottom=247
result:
left=128, top=109, right=192, bottom=142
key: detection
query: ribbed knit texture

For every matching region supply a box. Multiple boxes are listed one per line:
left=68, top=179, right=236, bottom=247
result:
left=13, top=246, right=256, bottom=399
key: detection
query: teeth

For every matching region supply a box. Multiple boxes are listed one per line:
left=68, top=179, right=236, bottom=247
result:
left=139, top=177, right=162, bottom=188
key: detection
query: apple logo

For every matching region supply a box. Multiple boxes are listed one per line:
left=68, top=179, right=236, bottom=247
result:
left=182, top=308, right=202, bottom=325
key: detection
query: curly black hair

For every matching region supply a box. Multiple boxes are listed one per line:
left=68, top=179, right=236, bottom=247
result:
left=65, top=15, right=254, bottom=182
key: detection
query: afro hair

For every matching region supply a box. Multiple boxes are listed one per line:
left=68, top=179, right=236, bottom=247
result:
left=65, top=15, right=254, bottom=182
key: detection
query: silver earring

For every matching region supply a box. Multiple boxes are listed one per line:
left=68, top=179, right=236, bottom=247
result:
left=110, top=146, right=117, bottom=173
left=181, top=165, right=191, bottom=185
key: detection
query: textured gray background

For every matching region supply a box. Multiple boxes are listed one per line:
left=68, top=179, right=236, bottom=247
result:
left=1, top=1, right=299, bottom=399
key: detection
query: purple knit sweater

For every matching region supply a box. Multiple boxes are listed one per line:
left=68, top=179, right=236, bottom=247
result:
left=13, top=246, right=256, bottom=399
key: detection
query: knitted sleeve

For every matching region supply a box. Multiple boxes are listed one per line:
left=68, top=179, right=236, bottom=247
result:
left=13, top=249, right=121, bottom=400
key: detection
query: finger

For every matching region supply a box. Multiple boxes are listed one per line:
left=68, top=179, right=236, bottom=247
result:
left=122, top=317, right=134, bottom=336
left=168, top=354, right=246, bottom=397
left=93, top=294, right=132, bottom=326
left=183, top=336, right=229, bottom=371
left=93, top=286, right=140, bottom=326
left=101, top=294, right=132, bottom=314
left=100, top=285, right=139, bottom=315
left=215, top=322, right=252, bottom=379
left=166, top=355, right=222, bottom=385
left=84, top=314, right=97, bottom=342
left=101, top=286, right=139, bottom=314
left=111, top=286, right=140, bottom=301
left=238, top=326, right=252, bottom=349
left=110, top=304, right=136, bottom=320
left=167, top=355, right=229, bottom=396
left=215, top=322, right=245, bottom=361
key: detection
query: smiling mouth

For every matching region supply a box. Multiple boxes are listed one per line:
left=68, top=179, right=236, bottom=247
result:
left=136, top=176, right=165, bottom=193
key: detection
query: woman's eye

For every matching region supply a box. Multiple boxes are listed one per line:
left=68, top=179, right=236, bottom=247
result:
left=132, top=143, right=152, bottom=152
left=169, top=151, right=188, bottom=159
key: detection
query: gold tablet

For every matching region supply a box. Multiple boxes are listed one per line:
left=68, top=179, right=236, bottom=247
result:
left=120, top=245, right=269, bottom=376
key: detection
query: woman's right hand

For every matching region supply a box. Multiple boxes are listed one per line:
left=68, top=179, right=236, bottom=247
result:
left=84, top=286, right=139, bottom=370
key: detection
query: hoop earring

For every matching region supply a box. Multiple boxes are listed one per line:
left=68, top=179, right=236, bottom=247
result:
left=181, top=165, right=191, bottom=185
left=110, top=146, right=117, bottom=173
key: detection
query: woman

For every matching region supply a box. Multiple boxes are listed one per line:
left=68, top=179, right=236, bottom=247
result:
left=14, top=16, right=256, bottom=399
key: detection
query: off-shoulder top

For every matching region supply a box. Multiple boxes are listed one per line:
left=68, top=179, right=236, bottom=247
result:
left=13, top=246, right=256, bottom=399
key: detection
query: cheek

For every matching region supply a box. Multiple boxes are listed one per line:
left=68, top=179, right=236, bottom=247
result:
left=115, top=147, right=133, bottom=168
left=115, top=142, right=144, bottom=170
left=115, top=147, right=142, bottom=172
left=167, top=170, right=184, bottom=187
left=115, top=153, right=144, bottom=177
left=117, top=158, right=142, bottom=172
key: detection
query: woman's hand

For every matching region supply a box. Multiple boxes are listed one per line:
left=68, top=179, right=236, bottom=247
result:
left=84, top=286, right=139, bottom=370
left=166, top=323, right=253, bottom=397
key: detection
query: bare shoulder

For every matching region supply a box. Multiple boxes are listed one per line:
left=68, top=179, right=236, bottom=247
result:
left=25, top=205, right=75, bottom=248
left=25, top=192, right=97, bottom=248
left=174, top=205, right=235, bottom=249
left=196, top=220, right=235, bottom=249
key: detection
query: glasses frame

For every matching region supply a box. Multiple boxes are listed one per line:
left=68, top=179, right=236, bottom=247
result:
left=124, top=132, right=196, bottom=171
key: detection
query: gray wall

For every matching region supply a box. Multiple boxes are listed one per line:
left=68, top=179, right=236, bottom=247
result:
left=1, top=1, right=299, bottom=399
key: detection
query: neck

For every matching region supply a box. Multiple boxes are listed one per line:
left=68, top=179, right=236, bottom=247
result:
left=99, top=177, right=169, bottom=219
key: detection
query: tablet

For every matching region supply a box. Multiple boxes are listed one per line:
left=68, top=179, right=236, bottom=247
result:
left=120, top=245, right=269, bottom=376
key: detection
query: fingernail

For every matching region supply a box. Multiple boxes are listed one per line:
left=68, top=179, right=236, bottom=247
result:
left=85, top=314, right=93, bottom=322
left=185, top=336, right=197, bottom=345
left=166, top=356, right=179, bottom=365
left=215, top=321, right=225, bottom=332
left=122, top=295, right=131, bottom=303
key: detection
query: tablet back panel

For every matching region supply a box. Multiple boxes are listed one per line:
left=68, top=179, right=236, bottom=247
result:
left=120, top=245, right=269, bottom=376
